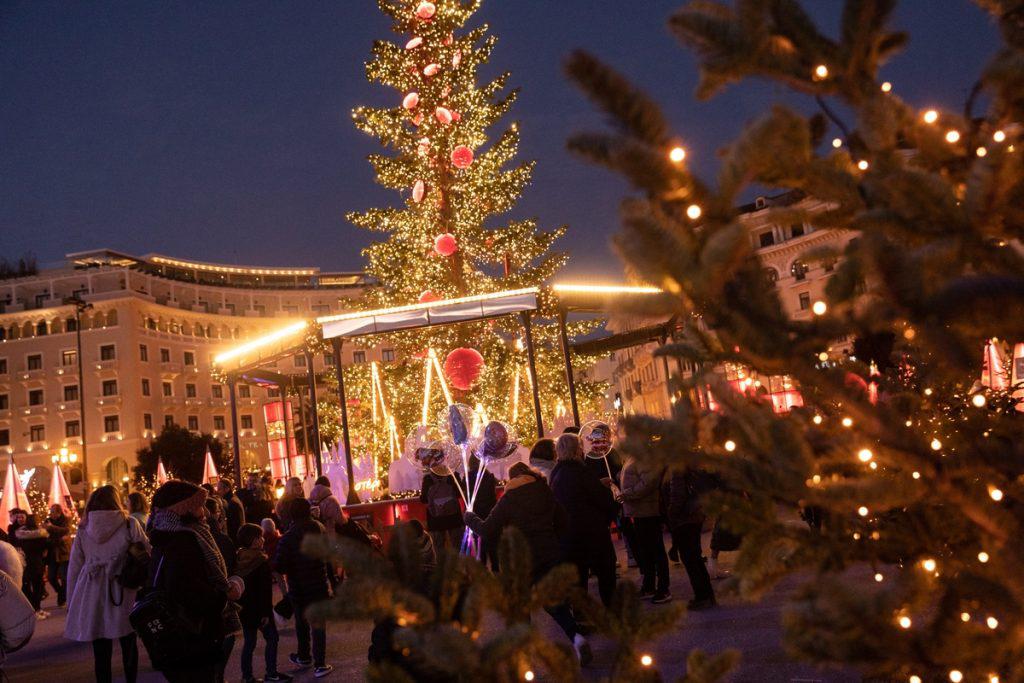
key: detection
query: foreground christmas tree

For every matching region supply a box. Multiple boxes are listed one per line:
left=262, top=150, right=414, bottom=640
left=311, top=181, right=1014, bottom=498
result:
left=346, top=0, right=601, bottom=459
left=568, top=0, right=1024, bottom=681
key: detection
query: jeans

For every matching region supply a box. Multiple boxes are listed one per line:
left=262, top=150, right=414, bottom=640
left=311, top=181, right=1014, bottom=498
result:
left=617, top=512, right=638, bottom=562
left=633, top=516, right=670, bottom=595
left=92, top=634, right=138, bottom=683
left=670, top=522, right=714, bottom=602
left=567, top=536, right=617, bottom=607
left=241, top=620, right=280, bottom=678
left=294, top=601, right=327, bottom=667
left=47, top=560, right=68, bottom=605
left=429, top=527, right=463, bottom=553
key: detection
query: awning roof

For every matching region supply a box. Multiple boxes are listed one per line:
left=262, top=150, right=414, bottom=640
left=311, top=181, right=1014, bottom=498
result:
left=571, top=320, right=677, bottom=356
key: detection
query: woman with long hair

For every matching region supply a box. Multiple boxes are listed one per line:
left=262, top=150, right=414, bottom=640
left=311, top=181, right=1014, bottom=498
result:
left=127, top=492, right=149, bottom=528
left=65, top=485, right=149, bottom=683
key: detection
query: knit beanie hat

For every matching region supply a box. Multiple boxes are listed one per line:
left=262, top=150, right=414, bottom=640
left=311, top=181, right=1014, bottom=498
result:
left=153, top=480, right=207, bottom=517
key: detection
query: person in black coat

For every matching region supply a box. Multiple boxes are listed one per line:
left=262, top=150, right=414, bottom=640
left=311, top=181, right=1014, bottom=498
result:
left=147, top=481, right=239, bottom=683
left=466, top=459, right=498, bottom=569
left=14, top=513, right=49, bottom=614
left=419, top=470, right=466, bottom=552
left=549, top=434, right=619, bottom=607
left=235, top=524, right=291, bottom=682
left=215, top=478, right=246, bottom=542
left=464, top=463, right=593, bottom=666
left=667, top=466, right=716, bottom=609
left=272, top=498, right=333, bottom=676
left=204, top=498, right=240, bottom=682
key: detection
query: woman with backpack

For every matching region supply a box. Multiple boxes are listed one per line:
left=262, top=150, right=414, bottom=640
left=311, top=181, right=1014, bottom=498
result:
left=419, top=469, right=465, bottom=552
left=65, top=485, right=149, bottom=683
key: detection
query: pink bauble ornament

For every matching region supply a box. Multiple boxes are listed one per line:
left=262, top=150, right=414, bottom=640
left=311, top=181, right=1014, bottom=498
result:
left=433, top=232, right=458, bottom=256
left=443, top=32, right=454, bottom=46
left=405, top=36, right=423, bottom=50
left=423, top=63, right=440, bottom=77
left=418, top=290, right=440, bottom=303
left=435, top=107, right=453, bottom=125
left=450, top=145, right=474, bottom=169
left=415, top=2, right=436, bottom=20
left=452, top=50, right=462, bottom=67
left=412, top=113, right=423, bottom=126
left=402, top=92, right=420, bottom=110
left=451, top=110, right=461, bottom=122
left=443, top=347, right=485, bottom=391
left=412, top=180, right=425, bottom=203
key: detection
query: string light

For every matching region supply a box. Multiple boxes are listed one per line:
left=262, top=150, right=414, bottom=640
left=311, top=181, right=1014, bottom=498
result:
left=950, top=671, right=963, bottom=683
left=640, top=654, right=654, bottom=667
left=988, top=486, right=1003, bottom=501
left=921, top=558, right=937, bottom=572
left=976, top=146, right=988, bottom=157
left=874, top=573, right=884, bottom=582
left=669, top=146, right=686, bottom=163
left=986, top=616, right=999, bottom=629
left=881, top=81, right=892, bottom=92
left=812, top=300, right=827, bottom=315
left=912, top=471, right=921, bottom=479
left=857, top=448, right=874, bottom=463
left=832, top=137, right=843, bottom=148
left=842, top=417, right=854, bottom=427
left=724, top=440, right=737, bottom=452
left=898, top=615, right=912, bottom=629
left=930, top=438, right=942, bottom=451
left=813, top=64, right=829, bottom=80
left=945, top=130, right=961, bottom=143
left=524, top=671, right=535, bottom=681
left=857, top=160, right=870, bottom=170
left=686, top=204, right=702, bottom=220
left=978, top=551, right=990, bottom=563
left=972, top=393, right=987, bottom=407
left=990, top=675, right=1000, bottom=683
left=961, top=612, right=971, bottom=622
left=869, top=461, right=878, bottom=470
left=924, top=388, right=933, bottom=396
left=858, top=506, right=869, bottom=517
left=910, top=677, right=922, bottom=683
left=993, top=129, right=1006, bottom=142
left=923, top=109, right=939, bottom=124
left=812, top=414, right=823, bottom=424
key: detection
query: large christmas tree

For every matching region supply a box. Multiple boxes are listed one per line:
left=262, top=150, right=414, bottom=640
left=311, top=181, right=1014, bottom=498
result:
left=346, top=0, right=601, bottom=463
left=567, top=0, right=1024, bottom=681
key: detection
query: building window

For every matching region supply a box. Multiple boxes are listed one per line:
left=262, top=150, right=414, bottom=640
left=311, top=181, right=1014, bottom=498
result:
left=0, top=429, right=9, bottom=447
left=27, top=354, right=43, bottom=371
left=64, top=385, right=79, bottom=401
left=0, top=394, right=7, bottom=410
left=184, top=351, right=195, bottom=366
left=104, top=415, right=120, bottom=433
left=141, top=379, right=151, bottom=396
left=139, top=344, right=149, bottom=361
left=164, top=415, right=174, bottom=427
left=102, top=379, right=118, bottom=396
left=238, top=385, right=251, bottom=398
left=29, top=389, right=44, bottom=406
left=187, top=415, right=199, bottom=431
left=144, top=414, right=153, bottom=430
left=162, top=382, right=173, bottom=397
left=66, top=318, right=78, bottom=332
left=294, top=354, right=307, bottom=368
left=353, top=350, right=366, bottom=364
left=35, top=317, right=48, bottom=333
left=824, top=258, right=836, bottom=273
left=30, top=425, right=45, bottom=442
left=790, top=222, right=805, bottom=238
left=160, top=348, right=171, bottom=363
left=799, top=292, right=811, bottom=311
left=0, top=358, right=6, bottom=374
left=241, top=415, right=253, bottom=430
left=213, top=416, right=226, bottom=431
left=323, top=352, right=335, bottom=366
left=211, top=385, right=223, bottom=399
left=759, top=231, right=775, bottom=248
left=267, top=387, right=280, bottom=398
left=185, top=383, right=197, bottom=398
left=791, top=260, right=808, bottom=281
left=382, top=349, right=396, bottom=362
left=100, top=344, right=116, bottom=361
left=65, top=420, right=80, bottom=438
left=62, top=350, right=77, bottom=366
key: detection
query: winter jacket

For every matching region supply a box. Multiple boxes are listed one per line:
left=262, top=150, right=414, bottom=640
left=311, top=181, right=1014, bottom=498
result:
left=0, top=540, right=23, bottom=586
left=464, top=474, right=567, bottom=576
left=584, top=447, right=624, bottom=484
left=272, top=518, right=332, bottom=606
left=667, top=467, right=716, bottom=528
left=466, top=468, right=498, bottom=518
left=221, top=492, right=246, bottom=541
left=619, top=458, right=665, bottom=519
left=44, top=514, right=72, bottom=564
left=65, top=511, right=149, bottom=641
left=210, top=527, right=238, bottom=575
left=146, top=527, right=229, bottom=663
left=235, top=548, right=273, bottom=628
left=0, top=568, right=34, bottom=653
left=549, top=458, right=618, bottom=547
left=420, top=473, right=465, bottom=532
left=14, top=526, right=48, bottom=569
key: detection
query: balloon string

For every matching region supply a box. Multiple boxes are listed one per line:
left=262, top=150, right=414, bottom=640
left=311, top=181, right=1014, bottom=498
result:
left=469, top=456, right=487, bottom=508
left=450, top=470, right=467, bottom=506
left=603, top=455, right=612, bottom=479
left=459, top=444, right=473, bottom=511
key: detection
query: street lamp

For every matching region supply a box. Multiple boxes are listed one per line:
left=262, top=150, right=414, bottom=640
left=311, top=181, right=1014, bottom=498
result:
left=63, top=296, right=93, bottom=498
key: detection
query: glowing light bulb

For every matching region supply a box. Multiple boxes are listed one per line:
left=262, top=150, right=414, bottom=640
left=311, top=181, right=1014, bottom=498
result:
left=874, top=573, right=883, bottom=582
left=857, top=448, right=874, bottom=463
left=858, top=506, right=869, bottom=517
left=818, top=351, right=829, bottom=362
left=923, top=110, right=939, bottom=124
left=976, top=146, right=988, bottom=157
left=945, top=130, right=961, bottom=143
left=857, top=160, right=869, bottom=170
left=910, top=677, right=922, bottom=683
left=669, top=146, right=686, bottom=163
left=905, top=420, right=913, bottom=427
left=898, top=615, right=912, bottom=629
left=990, top=675, right=1000, bottom=683
left=880, top=81, right=892, bottom=92
left=842, top=417, right=853, bottom=428
left=921, top=558, right=937, bottom=572
left=989, top=486, right=1003, bottom=501
left=524, top=671, right=535, bottom=681
left=869, top=461, right=878, bottom=470
left=930, top=438, right=942, bottom=451
left=832, top=137, right=842, bottom=148
left=812, top=300, right=827, bottom=315
left=986, top=616, right=999, bottom=629
left=924, top=388, right=933, bottom=396
left=961, top=612, right=970, bottom=622
left=812, top=414, right=823, bottom=425
left=978, top=551, right=989, bottom=563
left=912, top=471, right=921, bottom=480
left=724, top=440, right=736, bottom=452
left=993, top=130, right=1006, bottom=142
left=949, top=672, right=963, bottom=683
left=972, top=393, right=987, bottom=407
left=640, top=654, right=653, bottom=667
left=813, top=64, right=829, bottom=80
left=686, top=204, right=702, bottom=220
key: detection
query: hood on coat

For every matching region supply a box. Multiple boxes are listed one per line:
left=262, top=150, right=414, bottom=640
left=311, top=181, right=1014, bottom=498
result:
left=82, top=510, right=128, bottom=544
left=0, top=540, right=23, bottom=586
left=504, top=474, right=545, bottom=493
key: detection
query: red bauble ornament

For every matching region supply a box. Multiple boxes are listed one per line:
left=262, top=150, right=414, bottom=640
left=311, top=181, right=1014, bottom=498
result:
left=412, top=113, right=423, bottom=126
left=451, top=145, right=474, bottom=169
left=418, top=290, right=440, bottom=303
left=443, top=32, right=454, bottom=46
left=444, top=348, right=485, bottom=391
left=403, top=92, right=420, bottom=110
left=435, top=107, right=453, bottom=125
left=451, top=110, right=461, bottom=122
left=423, top=63, right=440, bottom=77
left=412, top=180, right=425, bottom=203
left=433, top=233, right=458, bottom=256
left=415, top=2, right=436, bottom=20
left=405, top=36, right=423, bottom=50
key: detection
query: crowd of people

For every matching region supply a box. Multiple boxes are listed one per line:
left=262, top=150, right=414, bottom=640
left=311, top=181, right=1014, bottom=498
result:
left=0, top=421, right=732, bottom=680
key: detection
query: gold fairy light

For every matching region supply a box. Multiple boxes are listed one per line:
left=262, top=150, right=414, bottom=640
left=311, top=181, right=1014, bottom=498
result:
left=988, top=486, right=1003, bottom=501
left=669, top=146, right=686, bottom=163
left=945, top=130, right=961, bottom=143
left=921, top=558, right=937, bottom=572
left=923, top=110, right=939, bottom=124
left=857, top=448, right=873, bottom=463
left=813, top=64, right=829, bottom=80
left=686, top=204, right=702, bottom=220
left=993, top=129, right=1006, bottom=142
left=978, top=551, right=990, bottom=563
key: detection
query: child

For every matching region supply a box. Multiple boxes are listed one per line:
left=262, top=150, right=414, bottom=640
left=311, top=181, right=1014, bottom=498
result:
left=236, top=524, right=292, bottom=683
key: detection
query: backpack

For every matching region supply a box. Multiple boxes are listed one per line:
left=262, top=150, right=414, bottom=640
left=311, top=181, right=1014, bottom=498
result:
left=427, top=475, right=460, bottom=518
left=129, top=555, right=209, bottom=670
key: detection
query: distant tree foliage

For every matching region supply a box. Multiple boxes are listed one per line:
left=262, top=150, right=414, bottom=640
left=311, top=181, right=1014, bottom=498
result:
left=134, top=424, right=229, bottom=485
left=0, top=253, right=38, bottom=281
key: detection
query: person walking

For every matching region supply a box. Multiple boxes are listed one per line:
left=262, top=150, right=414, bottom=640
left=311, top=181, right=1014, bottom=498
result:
left=419, top=469, right=465, bottom=552
left=65, top=485, right=149, bottom=683
left=16, top=513, right=50, bottom=618
left=667, top=466, right=716, bottom=609
left=43, top=504, right=72, bottom=608
left=127, top=492, right=149, bottom=528
left=272, top=498, right=334, bottom=678
left=464, top=462, right=593, bottom=665
left=235, top=524, right=292, bottom=682
left=275, top=477, right=304, bottom=531
left=619, top=455, right=671, bottom=603
left=549, top=433, right=618, bottom=607
left=216, top=478, right=246, bottom=541
left=146, top=481, right=241, bottom=683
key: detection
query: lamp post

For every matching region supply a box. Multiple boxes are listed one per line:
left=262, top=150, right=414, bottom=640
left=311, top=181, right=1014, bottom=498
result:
left=63, top=296, right=93, bottom=498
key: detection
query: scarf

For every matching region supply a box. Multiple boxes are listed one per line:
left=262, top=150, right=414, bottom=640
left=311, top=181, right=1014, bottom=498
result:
left=235, top=547, right=267, bottom=579
left=150, top=508, right=229, bottom=592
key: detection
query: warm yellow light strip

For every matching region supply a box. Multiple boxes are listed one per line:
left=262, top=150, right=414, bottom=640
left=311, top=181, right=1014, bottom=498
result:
left=149, top=255, right=316, bottom=277
left=512, top=365, right=521, bottom=423
left=422, top=356, right=433, bottom=427
left=552, top=283, right=663, bottom=294
left=430, top=353, right=453, bottom=406
left=213, top=321, right=308, bottom=365
left=315, top=287, right=539, bottom=325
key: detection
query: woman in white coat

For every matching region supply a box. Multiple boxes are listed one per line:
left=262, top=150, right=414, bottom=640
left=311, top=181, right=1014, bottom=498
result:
left=65, top=485, right=149, bottom=683
left=0, top=539, right=35, bottom=659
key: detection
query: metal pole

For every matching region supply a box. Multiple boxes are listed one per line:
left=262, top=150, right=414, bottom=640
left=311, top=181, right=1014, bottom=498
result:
left=278, top=383, right=291, bottom=478
left=293, top=375, right=309, bottom=455
left=520, top=312, right=545, bottom=438
left=660, top=333, right=675, bottom=412
left=332, top=339, right=359, bottom=505
left=556, top=308, right=581, bottom=427
left=227, top=377, right=242, bottom=484
left=305, top=349, right=322, bottom=477
left=73, top=302, right=91, bottom=498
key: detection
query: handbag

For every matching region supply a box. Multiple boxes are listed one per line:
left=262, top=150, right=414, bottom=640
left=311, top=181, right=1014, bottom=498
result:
left=110, top=519, right=151, bottom=606
left=273, top=596, right=294, bottom=620
left=129, top=556, right=207, bottom=670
